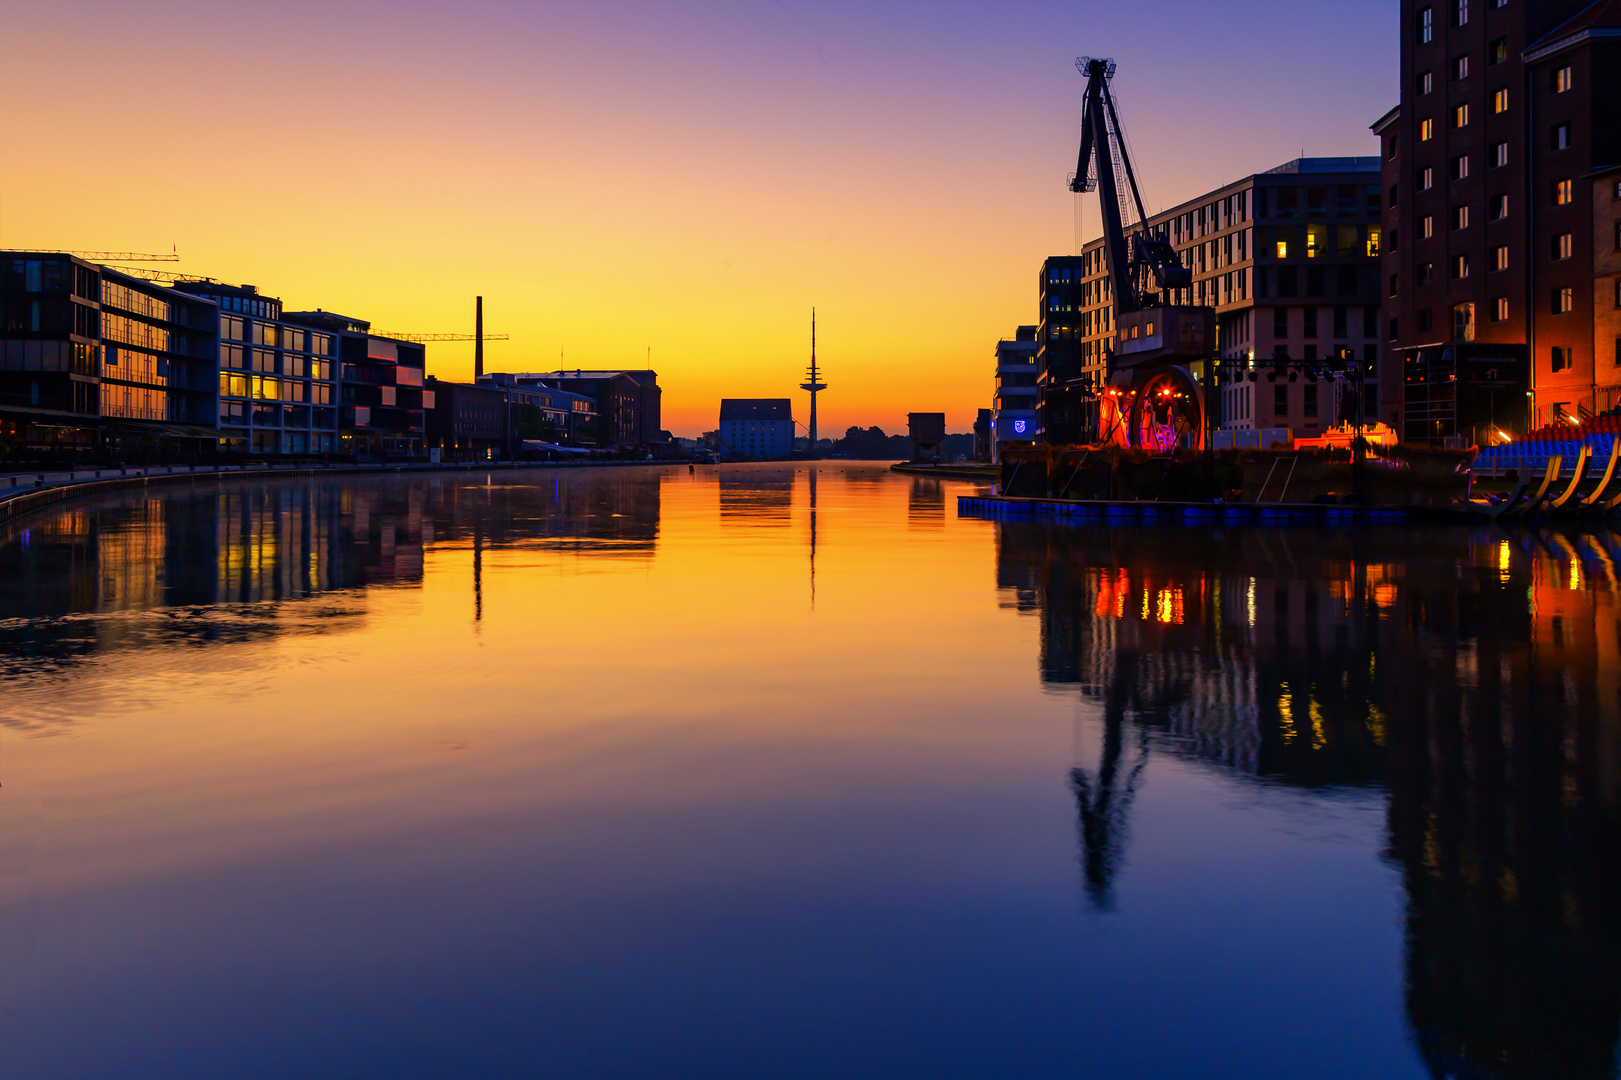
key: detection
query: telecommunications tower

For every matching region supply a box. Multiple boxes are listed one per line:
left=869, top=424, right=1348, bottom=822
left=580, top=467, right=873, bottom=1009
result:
left=800, top=308, right=827, bottom=450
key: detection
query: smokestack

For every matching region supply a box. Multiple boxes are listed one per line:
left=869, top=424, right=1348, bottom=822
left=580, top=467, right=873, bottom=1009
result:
left=475, top=295, right=484, bottom=379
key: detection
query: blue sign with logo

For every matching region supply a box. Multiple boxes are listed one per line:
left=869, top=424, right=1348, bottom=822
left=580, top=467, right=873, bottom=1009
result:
left=1013, top=419, right=1027, bottom=434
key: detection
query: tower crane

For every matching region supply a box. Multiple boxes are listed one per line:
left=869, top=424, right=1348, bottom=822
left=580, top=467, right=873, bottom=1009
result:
left=375, top=298, right=508, bottom=376
left=1068, top=57, right=1214, bottom=452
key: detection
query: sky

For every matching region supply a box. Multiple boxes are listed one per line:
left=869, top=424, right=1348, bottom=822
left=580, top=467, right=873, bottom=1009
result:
left=0, top=0, right=1398, bottom=437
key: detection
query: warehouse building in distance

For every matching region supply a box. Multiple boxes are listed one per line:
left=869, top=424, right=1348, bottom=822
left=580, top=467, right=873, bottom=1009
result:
left=718, top=399, right=793, bottom=458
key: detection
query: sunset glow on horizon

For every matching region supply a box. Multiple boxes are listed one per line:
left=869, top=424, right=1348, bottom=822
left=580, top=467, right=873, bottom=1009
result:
left=0, top=0, right=1396, bottom=436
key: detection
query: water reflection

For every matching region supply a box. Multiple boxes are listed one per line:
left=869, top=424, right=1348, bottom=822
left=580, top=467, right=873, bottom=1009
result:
left=996, top=521, right=1621, bottom=1078
left=0, top=471, right=663, bottom=723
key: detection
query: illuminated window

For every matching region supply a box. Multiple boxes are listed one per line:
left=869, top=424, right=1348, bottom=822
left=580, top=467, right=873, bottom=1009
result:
left=1491, top=194, right=1508, bottom=219
left=1276, top=240, right=1288, bottom=258
left=1419, top=118, right=1435, bottom=141
left=1453, top=155, right=1469, bottom=180
left=1552, top=233, right=1573, bottom=260
left=1422, top=215, right=1434, bottom=238
left=1490, top=37, right=1507, bottom=64
left=1367, top=228, right=1381, bottom=257
left=1553, top=65, right=1573, bottom=93
left=1420, top=166, right=1434, bottom=190
left=1493, top=296, right=1509, bottom=321
left=1452, top=303, right=1475, bottom=341
left=1454, top=103, right=1470, bottom=127
left=1552, top=287, right=1573, bottom=314
left=1555, top=179, right=1573, bottom=205
left=1493, top=88, right=1509, bottom=113
left=1453, top=56, right=1469, bottom=80
left=1454, top=205, right=1469, bottom=230
left=1454, top=254, right=1470, bottom=279
left=1493, top=245, right=1509, bottom=271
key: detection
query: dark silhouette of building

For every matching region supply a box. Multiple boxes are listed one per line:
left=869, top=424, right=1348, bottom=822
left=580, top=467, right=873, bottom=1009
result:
left=1374, top=0, right=1620, bottom=440
left=484, top=369, right=661, bottom=453
left=993, top=325, right=1038, bottom=460
left=719, top=398, right=793, bottom=458
left=425, top=376, right=508, bottom=459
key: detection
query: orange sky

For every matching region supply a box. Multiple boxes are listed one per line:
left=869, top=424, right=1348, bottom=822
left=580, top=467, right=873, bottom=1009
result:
left=0, top=1, right=1396, bottom=436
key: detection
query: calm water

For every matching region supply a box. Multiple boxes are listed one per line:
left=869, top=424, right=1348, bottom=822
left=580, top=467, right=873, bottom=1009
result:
left=1, top=464, right=1616, bottom=1080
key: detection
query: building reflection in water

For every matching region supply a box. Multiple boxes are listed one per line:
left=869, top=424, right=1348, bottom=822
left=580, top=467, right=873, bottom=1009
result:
left=996, top=521, right=1621, bottom=1078
left=0, top=470, right=663, bottom=719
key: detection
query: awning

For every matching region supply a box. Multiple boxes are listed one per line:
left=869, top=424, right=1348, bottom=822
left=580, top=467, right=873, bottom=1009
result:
left=521, top=440, right=592, bottom=455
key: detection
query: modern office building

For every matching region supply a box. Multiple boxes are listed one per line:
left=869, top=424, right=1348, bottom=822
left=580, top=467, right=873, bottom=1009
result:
left=1374, top=0, right=1619, bottom=442
left=281, top=310, right=428, bottom=458
left=1049, top=158, right=1386, bottom=443
left=992, top=325, right=1039, bottom=461
left=169, top=282, right=338, bottom=454
left=2, top=253, right=220, bottom=456
left=718, top=399, right=793, bottom=458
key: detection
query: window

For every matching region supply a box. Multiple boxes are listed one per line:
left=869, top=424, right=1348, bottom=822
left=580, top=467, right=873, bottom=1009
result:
left=1453, top=56, right=1469, bottom=80
left=1275, top=385, right=1289, bottom=415
left=1276, top=240, right=1288, bottom=258
left=1553, top=65, right=1573, bottom=93
left=1491, top=194, right=1508, bottom=219
left=1455, top=0, right=1467, bottom=26
left=1305, top=308, right=1319, bottom=338
left=1493, top=245, right=1509, bottom=271
left=1334, top=307, right=1348, bottom=338
left=1552, top=346, right=1570, bottom=371
left=1423, top=215, right=1435, bottom=238
left=1419, top=262, right=1435, bottom=286
left=1555, top=179, right=1573, bottom=205
left=1367, top=228, right=1382, bottom=256
left=1390, top=227, right=1400, bottom=250
left=1553, top=287, right=1573, bottom=313
left=1552, top=232, right=1572, bottom=260
left=1490, top=37, right=1507, bottom=64
left=1453, top=155, right=1469, bottom=180
left=1419, top=309, right=1434, bottom=332
left=1420, top=166, right=1434, bottom=190
left=1493, top=88, right=1508, bottom=113
left=1418, top=71, right=1434, bottom=95
left=1616, top=221, right=1621, bottom=251
left=1419, top=6, right=1433, bottom=43
left=1454, top=103, right=1470, bottom=127
left=1616, top=279, right=1621, bottom=307
left=1304, top=384, right=1319, bottom=418
left=1552, top=123, right=1571, bottom=151
left=1389, top=317, right=1400, bottom=340
left=1492, top=141, right=1508, bottom=167
left=1494, top=296, right=1509, bottom=321
left=1454, top=254, right=1470, bottom=279
left=1419, top=118, right=1435, bottom=141
left=1389, top=273, right=1400, bottom=297
left=1454, top=205, right=1469, bottom=230
left=1274, top=307, right=1288, bottom=337
left=1452, top=302, right=1475, bottom=341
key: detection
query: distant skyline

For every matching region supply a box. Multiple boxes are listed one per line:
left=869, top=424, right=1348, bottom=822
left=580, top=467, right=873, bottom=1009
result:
left=0, top=0, right=1397, bottom=437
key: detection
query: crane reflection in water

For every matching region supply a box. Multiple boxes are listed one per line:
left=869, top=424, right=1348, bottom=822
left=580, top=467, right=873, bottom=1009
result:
left=995, top=518, right=1621, bottom=1079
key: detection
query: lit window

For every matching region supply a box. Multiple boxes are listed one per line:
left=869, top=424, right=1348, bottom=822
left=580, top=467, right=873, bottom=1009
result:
left=1454, top=205, right=1469, bottom=230
left=1553, top=65, right=1573, bottom=93
left=1422, top=215, right=1434, bottom=238
left=1553, top=287, right=1573, bottom=314
left=1420, top=166, right=1434, bottom=190
left=1453, top=155, right=1469, bottom=180
left=1490, top=37, right=1507, bottom=64
left=1491, top=194, right=1508, bottom=219
left=1454, top=103, right=1470, bottom=127
left=1494, top=297, right=1509, bottom=321
left=1418, top=71, right=1433, bottom=95
left=1555, top=179, right=1573, bottom=205
left=1419, top=118, right=1435, bottom=141
left=1276, top=240, right=1288, bottom=258
left=1454, top=254, right=1470, bottom=279
left=1493, top=88, right=1509, bottom=113
left=1553, top=233, right=1572, bottom=260
left=1455, top=0, right=1467, bottom=25
left=1453, top=55, right=1469, bottom=80
left=1493, top=245, right=1509, bottom=271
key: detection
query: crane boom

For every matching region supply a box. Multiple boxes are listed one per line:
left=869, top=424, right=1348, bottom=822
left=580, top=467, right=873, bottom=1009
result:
left=370, top=332, right=509, bottom=342
left=1, top=249, right=179, bottom=262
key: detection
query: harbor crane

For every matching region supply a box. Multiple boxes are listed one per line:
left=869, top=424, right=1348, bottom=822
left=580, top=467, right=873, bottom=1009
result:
left=375, top=297, right=508, bottom=377
left=1068, top=57, right=1213, bottom=452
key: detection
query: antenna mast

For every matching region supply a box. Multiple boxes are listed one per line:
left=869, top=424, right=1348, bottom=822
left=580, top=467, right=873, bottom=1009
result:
left=800, top=308, right=827, bottom=453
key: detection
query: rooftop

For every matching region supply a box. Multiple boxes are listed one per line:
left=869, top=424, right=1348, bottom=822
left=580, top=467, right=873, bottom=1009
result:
left=1262, top=157, right=1381, bottom=175
left=720, top=399, right=792, bottom=422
